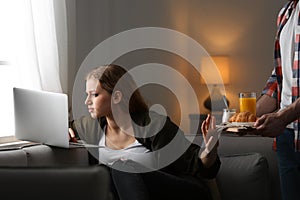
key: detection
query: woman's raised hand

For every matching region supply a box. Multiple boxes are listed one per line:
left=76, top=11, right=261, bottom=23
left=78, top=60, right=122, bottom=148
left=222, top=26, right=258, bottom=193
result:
left=200, top=114, right=219, bottom=167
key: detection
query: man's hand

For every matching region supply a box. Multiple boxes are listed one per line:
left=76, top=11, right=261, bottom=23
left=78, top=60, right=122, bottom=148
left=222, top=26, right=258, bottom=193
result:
left=254, top=96, right=300, bottom=137
left=254, top=112, right=286, bottom=137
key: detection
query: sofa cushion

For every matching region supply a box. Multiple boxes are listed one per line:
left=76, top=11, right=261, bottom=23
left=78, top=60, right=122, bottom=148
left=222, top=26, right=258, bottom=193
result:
left=217, top=153, right=270, bottom=200
left=218, top=135, right=280, bottom=200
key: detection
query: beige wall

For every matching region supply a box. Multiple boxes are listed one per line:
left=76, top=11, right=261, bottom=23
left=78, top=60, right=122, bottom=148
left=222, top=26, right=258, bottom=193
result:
left=69, top=0, right=286, bottom=133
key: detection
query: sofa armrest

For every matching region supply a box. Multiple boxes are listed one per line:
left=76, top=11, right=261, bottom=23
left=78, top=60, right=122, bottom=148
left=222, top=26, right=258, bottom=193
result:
left=0, top=165, right=112, bottom=200
left=217, top=153, right=270, bottom=200
left=0, top=149, right=27, bottom=166
left=23, top=145, right=89, bottom=166
left=0, top=144, right=90, bottom=167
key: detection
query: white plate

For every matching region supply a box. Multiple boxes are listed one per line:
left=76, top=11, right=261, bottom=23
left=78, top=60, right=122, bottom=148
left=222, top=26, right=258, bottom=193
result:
left=230, top=122, right=255, bottom=127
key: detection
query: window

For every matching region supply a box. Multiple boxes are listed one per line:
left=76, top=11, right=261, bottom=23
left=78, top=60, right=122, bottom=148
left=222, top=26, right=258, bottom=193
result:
left=0, top=1, right=19, bottom=136
left=0, top=0, right=66, bottom=137
left=0, top=63, right=16, bottom=136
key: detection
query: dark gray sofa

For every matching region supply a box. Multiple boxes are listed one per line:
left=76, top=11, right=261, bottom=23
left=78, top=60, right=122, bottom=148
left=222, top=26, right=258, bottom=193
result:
left=0, top=135, right=280, bottom=200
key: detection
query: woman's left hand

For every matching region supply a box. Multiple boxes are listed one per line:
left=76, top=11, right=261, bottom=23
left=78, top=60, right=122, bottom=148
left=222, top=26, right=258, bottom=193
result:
left=200, top=114, right=219, bottom=167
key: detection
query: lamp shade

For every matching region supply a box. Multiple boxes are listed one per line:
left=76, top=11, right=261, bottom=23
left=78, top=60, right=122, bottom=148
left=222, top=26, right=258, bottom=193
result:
left=200, top=56, right=229, bottom=85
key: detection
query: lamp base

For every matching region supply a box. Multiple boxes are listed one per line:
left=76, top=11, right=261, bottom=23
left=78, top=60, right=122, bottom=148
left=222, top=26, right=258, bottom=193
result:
left=203, top=86, right=229, bottom=111
left=203, top=96, right=229, bottom=111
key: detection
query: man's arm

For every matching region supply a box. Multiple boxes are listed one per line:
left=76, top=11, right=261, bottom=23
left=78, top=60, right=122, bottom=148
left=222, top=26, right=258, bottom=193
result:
left=254, top=97, right=300, bottom=137
left=277, top=97, right=300, bottom=125
left=256, top=94, right=278, bottom=117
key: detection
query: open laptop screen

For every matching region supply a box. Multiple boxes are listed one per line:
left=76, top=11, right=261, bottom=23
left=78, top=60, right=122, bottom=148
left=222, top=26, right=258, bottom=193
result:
left=13, top=87, right=69, bottom=148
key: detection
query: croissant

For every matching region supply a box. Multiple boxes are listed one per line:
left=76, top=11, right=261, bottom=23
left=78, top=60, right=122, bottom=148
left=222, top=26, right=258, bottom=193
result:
left=229, top=111, right=257, bottom=122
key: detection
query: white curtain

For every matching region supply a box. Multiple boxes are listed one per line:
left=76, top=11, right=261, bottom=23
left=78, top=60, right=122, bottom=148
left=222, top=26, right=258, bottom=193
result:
left=0, top=0, right=67, bottom=136
left=12, top=0, right=66, bottom=92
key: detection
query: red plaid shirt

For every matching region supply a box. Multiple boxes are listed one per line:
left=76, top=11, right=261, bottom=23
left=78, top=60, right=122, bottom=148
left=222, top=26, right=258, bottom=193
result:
left=262, top=0, right=300, bottom=151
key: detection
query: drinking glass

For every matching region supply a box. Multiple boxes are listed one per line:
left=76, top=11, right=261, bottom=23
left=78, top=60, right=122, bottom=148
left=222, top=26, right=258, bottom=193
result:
left=222, top=108, right=236, bottom=123
left=239, top=92, right=256, bottom=116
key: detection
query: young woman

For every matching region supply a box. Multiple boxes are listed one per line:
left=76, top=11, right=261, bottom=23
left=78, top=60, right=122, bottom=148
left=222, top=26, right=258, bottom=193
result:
left=69, top=64, right=220, bottom=200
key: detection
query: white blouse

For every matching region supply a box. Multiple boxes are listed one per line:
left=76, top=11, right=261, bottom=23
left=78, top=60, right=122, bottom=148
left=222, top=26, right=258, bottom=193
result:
left=98, top=127, right=154, bottom=168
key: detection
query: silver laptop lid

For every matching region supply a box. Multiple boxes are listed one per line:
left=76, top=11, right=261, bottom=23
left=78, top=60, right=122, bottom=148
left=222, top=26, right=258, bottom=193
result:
left=13, top=87, right=69, bottom=148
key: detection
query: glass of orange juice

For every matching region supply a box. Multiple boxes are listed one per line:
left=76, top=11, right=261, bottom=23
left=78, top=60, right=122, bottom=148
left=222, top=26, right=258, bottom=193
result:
left=239, top=92, right=256, bottom=116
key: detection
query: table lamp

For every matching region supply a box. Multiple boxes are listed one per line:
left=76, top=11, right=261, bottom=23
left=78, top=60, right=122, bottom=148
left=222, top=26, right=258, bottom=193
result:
left=200, top=56, right=230, bottom=111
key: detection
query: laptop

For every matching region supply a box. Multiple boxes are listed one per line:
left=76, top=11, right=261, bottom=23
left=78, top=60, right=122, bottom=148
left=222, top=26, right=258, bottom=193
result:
left=13, top=87, right=99, bottom=148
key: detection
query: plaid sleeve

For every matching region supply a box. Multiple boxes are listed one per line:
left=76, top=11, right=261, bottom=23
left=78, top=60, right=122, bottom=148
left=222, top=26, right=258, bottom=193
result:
left=262, top=69, right=278, bottom=100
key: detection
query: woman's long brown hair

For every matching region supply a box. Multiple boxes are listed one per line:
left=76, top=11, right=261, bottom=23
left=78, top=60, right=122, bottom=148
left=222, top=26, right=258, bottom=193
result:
left=86, top=64, right=149, bottom=114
